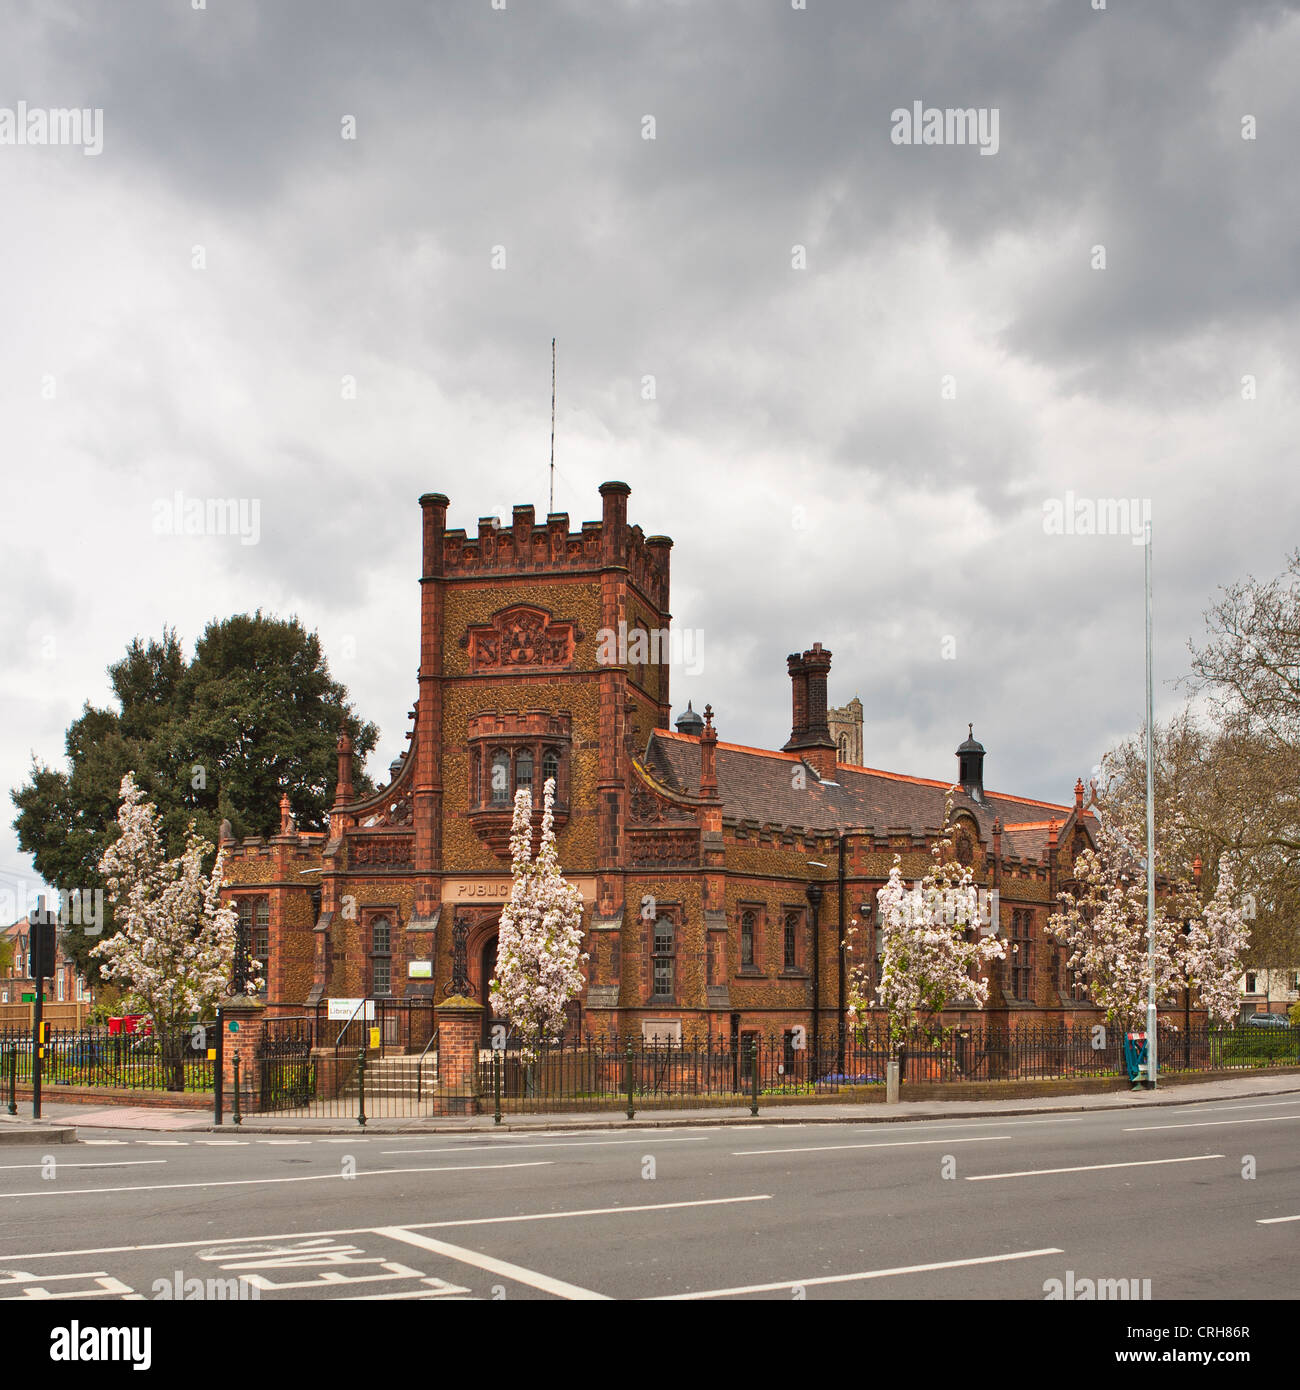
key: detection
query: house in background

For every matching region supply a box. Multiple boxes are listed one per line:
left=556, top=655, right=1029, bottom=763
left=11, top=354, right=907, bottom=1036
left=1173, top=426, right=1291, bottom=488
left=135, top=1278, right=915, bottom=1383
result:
left=1239, top=966, right=1299, bottom=1020
left=0, top=917, right=89, bottom=1017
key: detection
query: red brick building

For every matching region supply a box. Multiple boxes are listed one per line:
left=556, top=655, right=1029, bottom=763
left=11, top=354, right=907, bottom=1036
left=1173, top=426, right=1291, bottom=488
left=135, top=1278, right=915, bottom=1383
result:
left=1, top=918, right=88, bottom=1011
left=222, top=481, right=1116, bottom=1046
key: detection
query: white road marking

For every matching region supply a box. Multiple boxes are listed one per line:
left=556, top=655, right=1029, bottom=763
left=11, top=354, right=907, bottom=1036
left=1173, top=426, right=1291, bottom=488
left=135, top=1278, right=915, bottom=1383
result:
left=1176, top=1099, right=1300, bottom=1115
left=1124, top=1116, right=1300, bottom=1132
left=1257, top=1214, right=1300, bottom=1225
left=652, top=1247, right=1065, bottom=1299
left=966, top=1154, right=1225, bottom=1181
left=196, top=1140, right=248, bottom=1146
left=866, top=1117, right=1084, bottom=1131
left=257, top=1139, right=311, bottom=1145
left=82, top=1140, right=128, bottom=1146
left=734, top=1136, right=1010, bottom=1156
left=411, top=1194, right=774, bottom=1232
left=0, top=1160, right=553, bottom=1200
left=1, top=1276, right=136, bottom=1300
left=375, top=1225, right=609, bottom=1300
left=0, top=1195, right=773, bottom=1262
left=347, top=1284, right=472, bottom=1299
left=0, top=1161, right=165, bottom=1171
left=137, top=1140, right=188, bottom=1146
left=0, top=1269, right=116, bottom=1286
left=382, top=1137, right=710, bottom=1155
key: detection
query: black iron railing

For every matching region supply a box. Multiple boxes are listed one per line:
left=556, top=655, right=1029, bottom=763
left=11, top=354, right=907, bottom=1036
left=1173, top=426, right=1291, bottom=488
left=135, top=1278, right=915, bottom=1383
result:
left=0, top=1023, right=216, bottom=1094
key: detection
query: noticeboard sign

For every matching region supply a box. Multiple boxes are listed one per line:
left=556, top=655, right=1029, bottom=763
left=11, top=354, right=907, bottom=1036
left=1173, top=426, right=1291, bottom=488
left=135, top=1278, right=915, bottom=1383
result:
left=327, top=998, right=375, bottom=1021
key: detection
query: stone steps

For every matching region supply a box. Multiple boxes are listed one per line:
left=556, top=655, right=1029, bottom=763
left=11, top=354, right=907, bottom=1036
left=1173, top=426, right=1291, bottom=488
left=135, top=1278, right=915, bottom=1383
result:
left=338, top=1055, right=440, bottom=1097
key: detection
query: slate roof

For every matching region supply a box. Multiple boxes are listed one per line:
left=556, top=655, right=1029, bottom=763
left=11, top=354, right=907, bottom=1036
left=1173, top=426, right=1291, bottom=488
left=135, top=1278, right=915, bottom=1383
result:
left=650, top=730, right=1088, bottom=862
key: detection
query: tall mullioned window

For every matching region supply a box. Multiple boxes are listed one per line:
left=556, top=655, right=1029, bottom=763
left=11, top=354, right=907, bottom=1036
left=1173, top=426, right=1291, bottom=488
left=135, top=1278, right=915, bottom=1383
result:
left=652, top=917, right=675, bottom=1001
left=1009, top=909, right=1034, bottom=1000
left=237, top=897, right=270, bottom=993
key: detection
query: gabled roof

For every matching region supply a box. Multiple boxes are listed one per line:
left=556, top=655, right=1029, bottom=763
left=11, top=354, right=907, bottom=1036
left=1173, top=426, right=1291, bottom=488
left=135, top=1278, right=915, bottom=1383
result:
left=650, top=729, right=1083, bottom=856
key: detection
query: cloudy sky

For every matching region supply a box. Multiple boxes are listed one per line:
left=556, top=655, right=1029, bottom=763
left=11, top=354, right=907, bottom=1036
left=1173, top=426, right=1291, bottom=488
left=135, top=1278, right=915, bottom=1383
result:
left=2, top=0, right=1297, bottom=903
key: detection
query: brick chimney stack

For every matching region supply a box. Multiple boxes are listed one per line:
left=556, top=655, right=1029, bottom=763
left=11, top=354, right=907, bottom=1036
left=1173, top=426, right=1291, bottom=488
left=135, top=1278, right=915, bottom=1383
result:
left=783, top=642, right=837, bottom=781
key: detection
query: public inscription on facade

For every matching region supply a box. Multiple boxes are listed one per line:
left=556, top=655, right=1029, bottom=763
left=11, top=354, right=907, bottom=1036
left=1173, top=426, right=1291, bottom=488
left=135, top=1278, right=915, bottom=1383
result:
left=441, top=876, right=597, bottom=903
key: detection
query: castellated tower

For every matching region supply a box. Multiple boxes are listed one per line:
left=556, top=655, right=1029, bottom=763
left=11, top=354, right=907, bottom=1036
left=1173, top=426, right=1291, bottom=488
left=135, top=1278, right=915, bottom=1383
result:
left=404, top=481, right=674, bottom=929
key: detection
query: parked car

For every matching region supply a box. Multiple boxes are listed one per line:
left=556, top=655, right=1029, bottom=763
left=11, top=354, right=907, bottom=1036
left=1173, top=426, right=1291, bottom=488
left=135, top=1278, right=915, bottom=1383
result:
left=1243, top=1013, right=1292, bottom=1029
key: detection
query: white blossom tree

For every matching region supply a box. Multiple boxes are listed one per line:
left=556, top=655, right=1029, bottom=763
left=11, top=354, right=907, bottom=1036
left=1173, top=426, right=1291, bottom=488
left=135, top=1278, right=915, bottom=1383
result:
left=1047, top=799, right=1249, bottom=1032
left=847, top=794, right=1006, bottom=1055
left=1046, top=816, right=1181, bottom=1031
left=93, top=772, right=259, bottom=1085
left=1183, top=859, right=1253, bottom=1026
left=489, top=778, right=587, bottom=1058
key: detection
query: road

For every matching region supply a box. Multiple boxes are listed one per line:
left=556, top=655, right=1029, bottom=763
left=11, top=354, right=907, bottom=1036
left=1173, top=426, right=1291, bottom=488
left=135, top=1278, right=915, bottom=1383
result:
left=0, top=1092, right=1296, bottom=1303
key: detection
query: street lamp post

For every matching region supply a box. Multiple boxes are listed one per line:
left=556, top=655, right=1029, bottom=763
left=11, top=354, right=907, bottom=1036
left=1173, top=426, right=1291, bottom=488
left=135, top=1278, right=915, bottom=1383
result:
left=1145, top=519, right=1158, bottom=1089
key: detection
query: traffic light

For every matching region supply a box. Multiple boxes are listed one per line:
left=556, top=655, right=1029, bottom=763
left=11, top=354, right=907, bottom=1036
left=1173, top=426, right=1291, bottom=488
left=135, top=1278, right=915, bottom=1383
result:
left=27, top=903, right=57, bottom=983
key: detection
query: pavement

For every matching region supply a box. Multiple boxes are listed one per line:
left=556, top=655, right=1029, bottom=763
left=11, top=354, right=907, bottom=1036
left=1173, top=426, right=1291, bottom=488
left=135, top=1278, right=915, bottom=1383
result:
left=9, top=1070, right=1300, bottom=1135
left=0, top=1113, right=77, bottom=1145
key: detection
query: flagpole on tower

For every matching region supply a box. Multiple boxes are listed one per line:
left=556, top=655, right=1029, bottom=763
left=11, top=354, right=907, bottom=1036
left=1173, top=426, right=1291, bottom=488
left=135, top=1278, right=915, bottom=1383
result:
left=549, top=337, right=556, bottom=515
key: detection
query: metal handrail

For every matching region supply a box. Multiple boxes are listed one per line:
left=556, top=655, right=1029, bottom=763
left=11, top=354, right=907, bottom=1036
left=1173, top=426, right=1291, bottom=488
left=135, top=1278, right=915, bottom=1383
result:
left=333, top=998, right=369, bottom=1066
left=415, top=1026, right=438, bottom=1102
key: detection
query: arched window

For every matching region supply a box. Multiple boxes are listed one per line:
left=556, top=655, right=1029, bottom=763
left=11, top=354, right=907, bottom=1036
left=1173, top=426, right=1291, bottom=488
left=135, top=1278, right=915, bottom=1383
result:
left=515, top=748, right=534, bottom=796
left=783, top=912, right=799, bottom=971
left=490, top=750, right=510, bottom=805
left=838, top=734, right=848, bottom=761
left=542, top=747, right=560, bottom=790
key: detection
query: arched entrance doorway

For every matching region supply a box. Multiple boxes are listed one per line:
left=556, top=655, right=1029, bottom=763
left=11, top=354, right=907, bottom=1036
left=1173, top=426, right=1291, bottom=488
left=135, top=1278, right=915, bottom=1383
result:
left=476, top=931, right=506, bottom=1047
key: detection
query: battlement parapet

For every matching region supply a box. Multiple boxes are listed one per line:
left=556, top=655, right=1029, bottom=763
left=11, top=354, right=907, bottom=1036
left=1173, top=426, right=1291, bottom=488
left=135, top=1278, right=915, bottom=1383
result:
left=427, top=483, right=670, bottom=609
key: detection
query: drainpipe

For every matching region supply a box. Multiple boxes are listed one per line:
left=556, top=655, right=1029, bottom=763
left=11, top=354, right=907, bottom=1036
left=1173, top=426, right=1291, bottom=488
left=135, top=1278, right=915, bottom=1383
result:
left=806, top=881, right=824, bottom=1066
left=837, top=833, right=848, bottom=1071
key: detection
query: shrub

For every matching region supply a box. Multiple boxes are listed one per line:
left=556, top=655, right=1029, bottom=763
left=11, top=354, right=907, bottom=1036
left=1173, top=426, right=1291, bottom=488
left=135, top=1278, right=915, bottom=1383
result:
left=1220, top=1030, right=1299, bottom=1064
